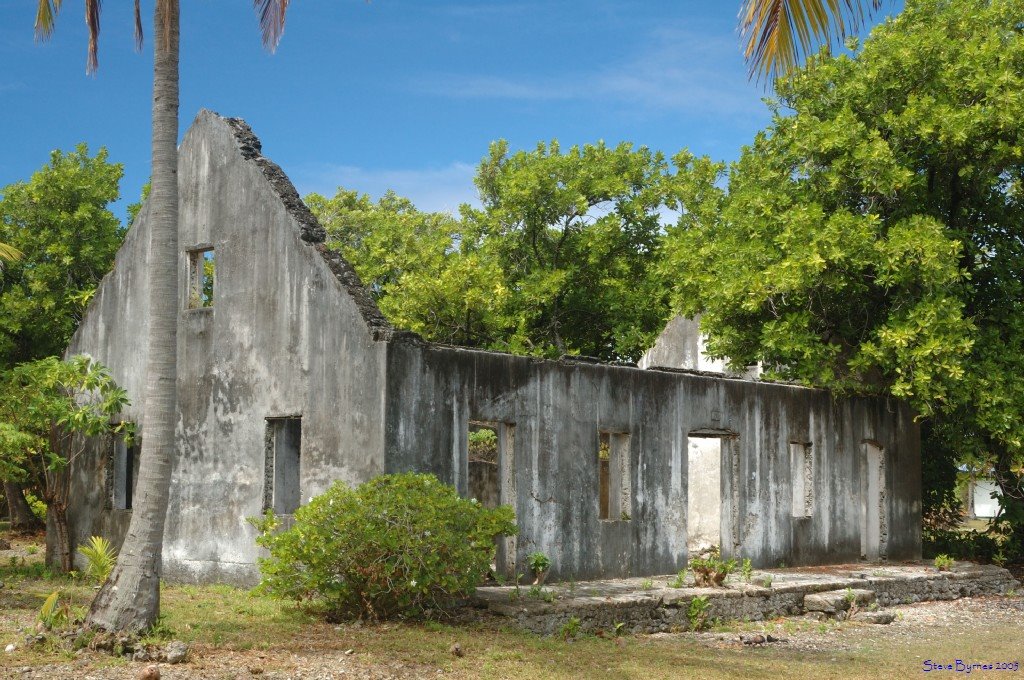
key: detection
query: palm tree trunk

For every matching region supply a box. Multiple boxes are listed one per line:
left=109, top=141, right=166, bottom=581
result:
left=86, top=0, right=179, bottom=633
left=3, top=481, right=44, bottom=532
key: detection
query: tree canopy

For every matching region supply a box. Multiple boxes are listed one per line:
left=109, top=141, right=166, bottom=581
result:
left=0, top=355, right=130, bottom=570
left=0, top=145, right=125, bottom=369
left=309, top=140, right=686, bottom=362
left=666, top=0, right=1024, bottom=527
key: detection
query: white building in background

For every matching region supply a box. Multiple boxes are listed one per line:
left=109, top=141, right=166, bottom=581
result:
left=968, top=478, right=1001, bottom=519
left=639, top=315, right=761, bottom=379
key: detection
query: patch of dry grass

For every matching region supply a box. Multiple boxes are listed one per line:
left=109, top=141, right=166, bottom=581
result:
left=1, top=532, right=1020, bottom=679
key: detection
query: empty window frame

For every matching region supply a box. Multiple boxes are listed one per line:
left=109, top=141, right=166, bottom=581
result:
left=790, top=442, right=814, bottom=518
left=187, top=247, right=215, bottom=309
left=264, top=417, right=302, bottom=515
left=598, top=431, right=631, bottom=521
left=112, top=432, right=140, bottom=511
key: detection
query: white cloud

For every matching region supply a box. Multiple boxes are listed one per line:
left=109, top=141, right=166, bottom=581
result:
left=292, top=161, right=479, bottom=215
left=410, top=25, right=766, bottom=123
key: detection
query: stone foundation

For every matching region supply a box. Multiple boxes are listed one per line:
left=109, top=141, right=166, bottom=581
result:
left=476, top=562, right=1019, bottom=636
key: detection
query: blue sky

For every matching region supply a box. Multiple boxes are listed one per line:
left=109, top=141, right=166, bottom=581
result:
left=0, top=1, right=893, bottom=220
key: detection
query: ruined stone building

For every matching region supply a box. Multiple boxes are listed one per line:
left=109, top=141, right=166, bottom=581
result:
left=60, top=111, right=922, bottom=584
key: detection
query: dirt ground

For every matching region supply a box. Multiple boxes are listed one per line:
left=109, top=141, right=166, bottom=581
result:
left=4, top=596, right=1021, bottom=679
left=2, top=532, right=1021, bottom=680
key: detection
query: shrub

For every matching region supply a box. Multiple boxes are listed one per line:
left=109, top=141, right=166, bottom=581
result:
left=527, top=551, right=551, bottom=574
left=934, top=554, right=955, bottom=571
left=251, top=472, right=517, bottom=621
left=689, top=546, right=736, bottom=587
left=687, top=595, right=711, bottom=631
left=740, top=558, right=753, bottom=583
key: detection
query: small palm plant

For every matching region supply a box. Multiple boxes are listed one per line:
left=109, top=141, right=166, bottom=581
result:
left=77, top=536, right=117, bottom=583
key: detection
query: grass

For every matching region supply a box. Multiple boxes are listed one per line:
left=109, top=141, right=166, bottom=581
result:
left=1, top=533, right=1022, bottom=679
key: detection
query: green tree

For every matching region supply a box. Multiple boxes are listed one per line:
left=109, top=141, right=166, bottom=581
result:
left=0, top=356, right=130, bottom=572
left=669, top=0, right=1024, bottom=547
left=308, top=188, right=510, bottom=348
left=33, top=0, right=296, bottom=632
left=464, top=140, right=678, bottom=361
left=310, top=141, right=683, bottom=362
left=0, top=145, right=125, bottom=368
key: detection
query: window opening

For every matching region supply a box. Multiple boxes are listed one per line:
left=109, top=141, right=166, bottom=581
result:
left=468, top=421, right=500, bottom=509
left=861, top=441, right=887, bottom=560
left=790, top=442, right=813, bottom=518
left=187, top=247, right=215, bottom=308
left=598, top=431, right=631, bottom=521
left=466, top=420, right=517, bottom=576
left=112, top=431, right=140, bottom=511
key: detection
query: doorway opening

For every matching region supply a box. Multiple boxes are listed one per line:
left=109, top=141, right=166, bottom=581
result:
left=687, top=434, right=723, bottom=555
left=467, top=420, right=517, bottom=575
left=264, top=416, right=302, bottom=515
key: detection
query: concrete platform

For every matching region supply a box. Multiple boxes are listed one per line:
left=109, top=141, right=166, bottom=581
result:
left=475, top=561, right=1020, bottom=635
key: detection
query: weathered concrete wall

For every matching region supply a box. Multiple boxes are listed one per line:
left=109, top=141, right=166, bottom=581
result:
left=60, top=201, right=154, bottom=567
left=384, top=342, right=688, bottom=580
left=384, top=341, right=921, bottom=580
left=718, top=380, right=921, bottom=568
left=63, top=111, right=389, bottom=583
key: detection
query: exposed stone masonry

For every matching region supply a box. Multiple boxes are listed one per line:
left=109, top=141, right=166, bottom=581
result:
left=476, top=563, right=1020, bottom=636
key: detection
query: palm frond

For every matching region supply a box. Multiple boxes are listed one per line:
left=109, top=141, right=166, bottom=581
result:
left=0, top=242, right=23, bottom=263
left=254, top=0, right=291, bottom=52
left=740, top=0, right=885, bottom=82
left=34, top=0, right=64, bottom=42
left=134, top=0, right=143, bottom=51
left=85, top=0, right=101, bottom=74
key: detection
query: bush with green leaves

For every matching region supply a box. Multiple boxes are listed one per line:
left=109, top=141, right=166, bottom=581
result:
left=689, top=546, right=736, bottom=587
left=252, top=473, right=517, bottom=621
left=527, top=551, right=551, bottom=574
left=687, top=595, right=711, bottom=631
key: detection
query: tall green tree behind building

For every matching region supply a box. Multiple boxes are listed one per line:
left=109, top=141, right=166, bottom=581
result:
left=310, top=140, right=688, bottom=362
left=667, top=0, right=1024, bottom=546
left=0, top=145, right=124, bottom=368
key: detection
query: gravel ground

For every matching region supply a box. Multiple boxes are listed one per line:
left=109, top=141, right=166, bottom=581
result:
left=683, top=594, right=1024, bottom=655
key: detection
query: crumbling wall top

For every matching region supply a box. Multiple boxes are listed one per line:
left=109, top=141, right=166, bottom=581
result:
left=217, top=112, right=395, bottom=339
